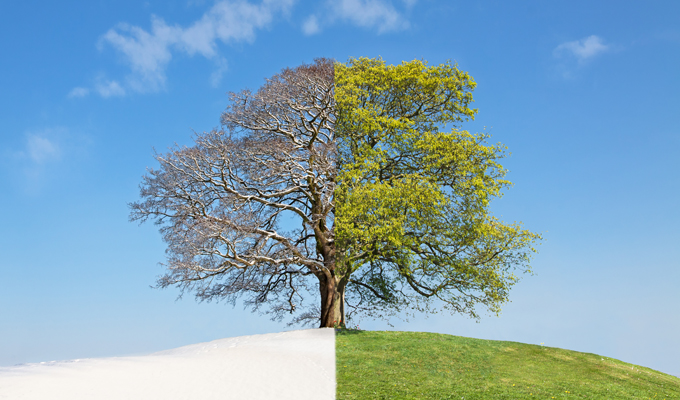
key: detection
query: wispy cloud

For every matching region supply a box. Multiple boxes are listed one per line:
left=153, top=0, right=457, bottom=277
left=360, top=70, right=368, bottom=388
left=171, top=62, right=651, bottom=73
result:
left=3, top=128, right=91, bottom=192
left=25, top=135, right=61, bottom=164
left=302, top=15, right=320, bottom=35
left=302, top=0, right=411, bottom=36
left=209, top=57, right=229, bottom=88
left=554, top=35, right=610, bottom=63
left=333, top=0, right=408, bottom=33
left=68, top=87, right=90, bottom=98
left=78, top=0, right=294, bottom=97
left=95, top=78, right=126, bottom=98
left=99, top=15, right=177, bottom=92
left=72, top=0, right=412, bottom=96
left=9, top=131, right=63, bottom=189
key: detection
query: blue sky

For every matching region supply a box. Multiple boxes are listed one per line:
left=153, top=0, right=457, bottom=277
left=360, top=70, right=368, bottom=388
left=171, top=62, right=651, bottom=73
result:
left=1, top=0, right=679, bottom=377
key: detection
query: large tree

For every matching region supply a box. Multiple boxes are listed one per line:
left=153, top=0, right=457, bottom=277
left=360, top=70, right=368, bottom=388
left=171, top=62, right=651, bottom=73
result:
left=130, top=57, right=540, bottom=328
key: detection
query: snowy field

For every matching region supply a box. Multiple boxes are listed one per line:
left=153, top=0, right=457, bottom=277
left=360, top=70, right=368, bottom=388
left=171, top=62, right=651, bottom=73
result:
left=0, top=328, right=335, bottom=400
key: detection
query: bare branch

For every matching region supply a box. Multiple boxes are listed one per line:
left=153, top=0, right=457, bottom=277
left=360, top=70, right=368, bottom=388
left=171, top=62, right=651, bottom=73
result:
left=131, top=59, right=337, bottom=322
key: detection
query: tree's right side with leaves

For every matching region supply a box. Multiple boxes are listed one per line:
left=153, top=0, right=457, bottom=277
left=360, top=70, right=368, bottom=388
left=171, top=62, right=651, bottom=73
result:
left=334, top=57, right=541, bottom=322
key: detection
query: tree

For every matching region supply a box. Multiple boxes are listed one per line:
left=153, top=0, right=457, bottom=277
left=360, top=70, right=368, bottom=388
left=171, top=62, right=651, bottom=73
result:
left=130, top=57, right=540, bottom=329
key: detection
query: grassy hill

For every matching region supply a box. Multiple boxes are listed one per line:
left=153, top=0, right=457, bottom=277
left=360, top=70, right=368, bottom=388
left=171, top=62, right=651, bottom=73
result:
left=336, top=330, right=679, bottom=400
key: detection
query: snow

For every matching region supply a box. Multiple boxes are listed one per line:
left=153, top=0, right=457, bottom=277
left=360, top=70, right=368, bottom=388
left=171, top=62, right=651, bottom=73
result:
left=0, top=328, right=336, bottom=399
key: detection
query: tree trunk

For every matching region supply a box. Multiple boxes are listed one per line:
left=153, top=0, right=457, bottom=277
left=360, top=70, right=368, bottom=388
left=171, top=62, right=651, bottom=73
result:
left=318, top=270, right=347, bottom=328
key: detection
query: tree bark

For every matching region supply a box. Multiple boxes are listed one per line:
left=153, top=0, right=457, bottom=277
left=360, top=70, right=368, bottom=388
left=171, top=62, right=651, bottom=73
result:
left=318, top=269, right=347, bottom=328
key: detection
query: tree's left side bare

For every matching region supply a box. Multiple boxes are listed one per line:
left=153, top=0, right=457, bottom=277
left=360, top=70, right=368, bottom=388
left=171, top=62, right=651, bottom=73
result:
left=130, top=58, right=344, bottom=327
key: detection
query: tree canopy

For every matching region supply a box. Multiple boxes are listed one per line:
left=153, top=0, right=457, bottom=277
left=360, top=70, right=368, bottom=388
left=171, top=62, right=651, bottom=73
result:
left=334, top=57, right=540, bottom=322
left=130, top=57, right=540, bottom=328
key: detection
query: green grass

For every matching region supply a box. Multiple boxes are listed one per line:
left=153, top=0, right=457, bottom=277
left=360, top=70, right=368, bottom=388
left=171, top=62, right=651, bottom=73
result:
left=336, top=330, right=680, bottom=400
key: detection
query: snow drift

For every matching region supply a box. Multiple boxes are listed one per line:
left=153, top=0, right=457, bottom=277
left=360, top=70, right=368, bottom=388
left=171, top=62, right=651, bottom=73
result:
left=0, top=328, right=336, bottom=399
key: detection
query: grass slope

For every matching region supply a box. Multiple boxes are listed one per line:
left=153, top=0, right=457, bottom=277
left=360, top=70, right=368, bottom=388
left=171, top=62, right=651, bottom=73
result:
left=336, top=330, right=680, bottom=400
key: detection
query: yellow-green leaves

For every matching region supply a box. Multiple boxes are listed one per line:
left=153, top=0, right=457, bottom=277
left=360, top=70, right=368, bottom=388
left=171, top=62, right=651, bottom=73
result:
left=334, top=57, right=541, bottom=320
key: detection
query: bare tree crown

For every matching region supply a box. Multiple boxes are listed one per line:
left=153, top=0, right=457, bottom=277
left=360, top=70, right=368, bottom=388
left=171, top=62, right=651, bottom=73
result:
left=130, top=59, right=336, bottom=320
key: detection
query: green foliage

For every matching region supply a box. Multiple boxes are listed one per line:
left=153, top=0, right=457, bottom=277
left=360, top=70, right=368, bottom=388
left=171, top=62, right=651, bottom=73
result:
left=336, top=331, right=680, bottom=400
left=334, top=57, right=541, bottom=321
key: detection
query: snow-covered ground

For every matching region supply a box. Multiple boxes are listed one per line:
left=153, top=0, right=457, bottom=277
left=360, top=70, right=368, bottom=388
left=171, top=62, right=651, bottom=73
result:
left=0, top=328, right=335, bottom=400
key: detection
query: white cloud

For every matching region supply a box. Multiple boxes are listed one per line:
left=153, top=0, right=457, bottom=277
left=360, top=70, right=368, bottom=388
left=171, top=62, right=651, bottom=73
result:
left=332, top=0, right=408, bottom=33
left=26, top=135, right=60, bottom=164
left=554, top=35, right=610, bottom=63
left=302, top=15, right=320, bottom=36
left=100, top=16, right=179, bottom=92
left=304, top=0, right=410, bottom=35
left=95, top=79, right=126, bottom=98
left=210, top=57, right=229, bottom=88
left=80, top=0, right=411, bottom=95
left=95, top=0, right=295, bottom=96
left=68, top=87, right=90, bottom=98
left=3, top=128, right=92, bottom=193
